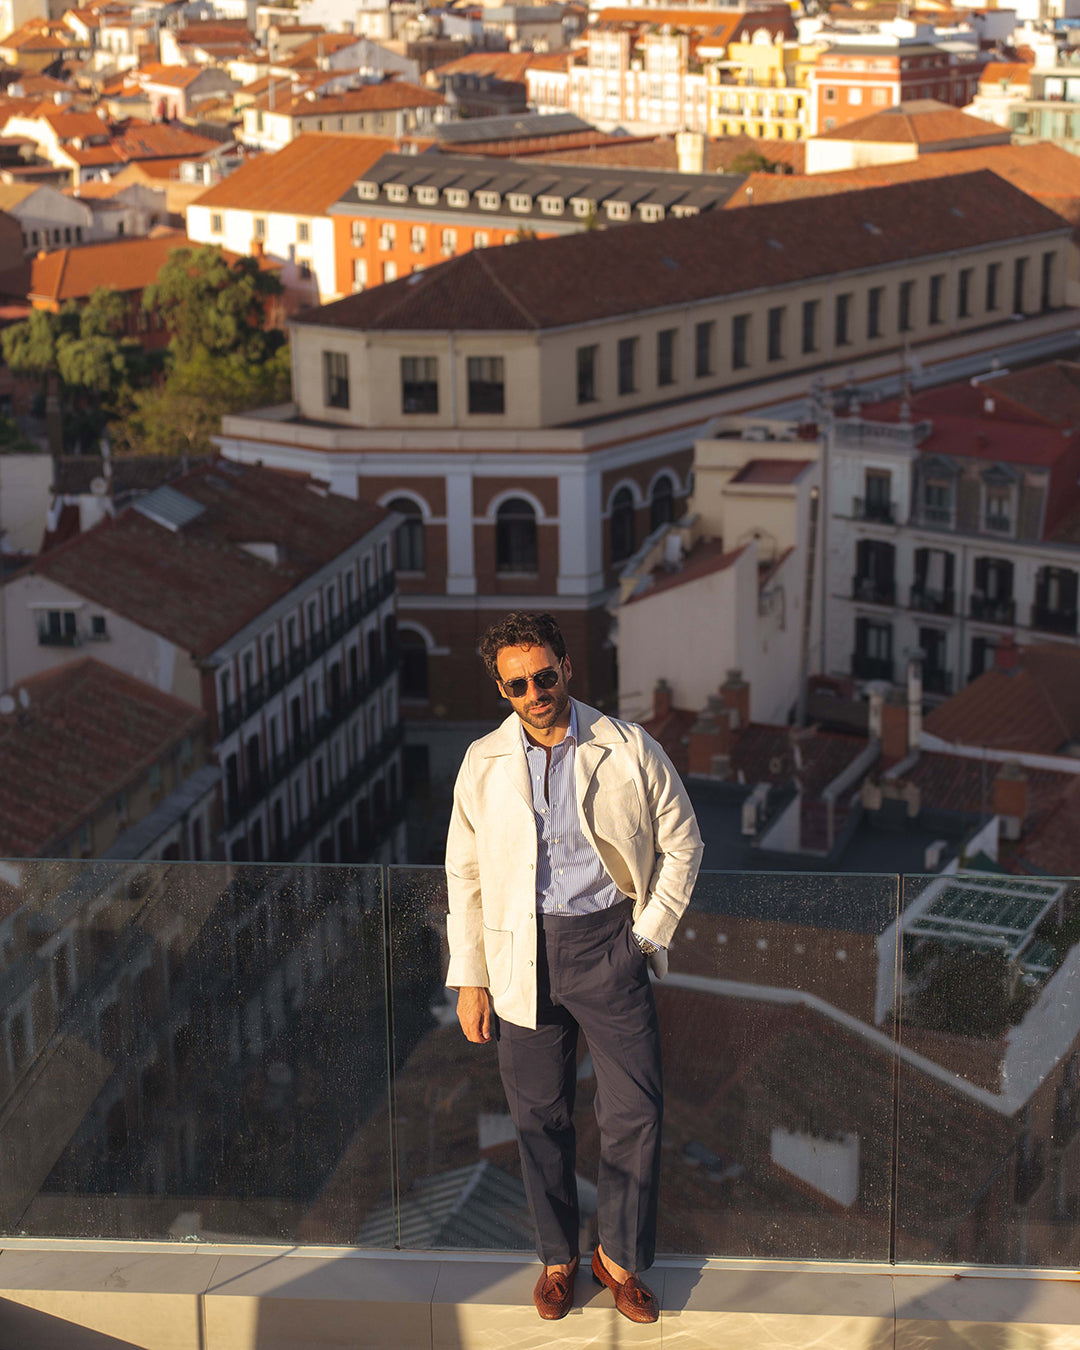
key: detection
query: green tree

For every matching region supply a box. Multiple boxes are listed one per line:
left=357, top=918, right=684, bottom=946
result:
left=142, top=245, right=285, bottom=364
left=730, top=150, right=781, bottom=175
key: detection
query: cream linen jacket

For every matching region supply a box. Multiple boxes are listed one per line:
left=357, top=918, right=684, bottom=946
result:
left=445, top=698, right=704, bottom=1030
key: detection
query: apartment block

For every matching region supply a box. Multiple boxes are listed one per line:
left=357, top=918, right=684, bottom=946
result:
left=2, top=462, right=403, bottom=867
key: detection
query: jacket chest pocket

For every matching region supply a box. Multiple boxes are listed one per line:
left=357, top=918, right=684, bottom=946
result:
left=592, top=779, right=642, bottom=840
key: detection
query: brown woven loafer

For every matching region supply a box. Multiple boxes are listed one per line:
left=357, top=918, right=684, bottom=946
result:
left=591, top=1249, right=659, bottom=1324
left=533, top=1256, right=578, bottom=1320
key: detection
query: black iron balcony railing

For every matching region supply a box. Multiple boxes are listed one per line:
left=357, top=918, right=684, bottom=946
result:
left=1031, top=604, right=1078, bottom=636
left=921, top=505, right=954, bottom=526
left=852, top=575, right=896, bottom=606
left=970, top=595, right=1015, bottom=624
left=910, top=587, right=955, bottom=617
left=218, top=572, right=397, bottom=737
left=853, top=496, right=896, bottom=524
left=984, top=515, right=1013, bottom=535
left=852, top=652, right=894, bottom=682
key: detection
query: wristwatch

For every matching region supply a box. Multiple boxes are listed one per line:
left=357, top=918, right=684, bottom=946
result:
left=633, top=931, right=661, bottom=957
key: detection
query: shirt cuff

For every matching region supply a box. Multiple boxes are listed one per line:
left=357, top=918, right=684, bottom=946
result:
left=632, top=928, right=665, bottom=953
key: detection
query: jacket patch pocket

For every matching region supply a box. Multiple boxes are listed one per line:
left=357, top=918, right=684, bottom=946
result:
left=482, top=925, right=514, bottom=998
left=593, top=779, right=642, bottom=840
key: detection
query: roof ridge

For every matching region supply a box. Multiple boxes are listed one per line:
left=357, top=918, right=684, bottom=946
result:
left=1026, top=661, right=1074, bottom=745
left=473, top=244, right=542, bottom=328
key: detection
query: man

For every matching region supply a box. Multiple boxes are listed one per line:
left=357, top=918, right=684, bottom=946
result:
left=445, top=611, right=703, bottom=1324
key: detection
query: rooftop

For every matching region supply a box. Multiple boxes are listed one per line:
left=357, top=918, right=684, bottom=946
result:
left=32, top=461, right=388, bottom=657
left=0, top=657, right=205, bottom=857
left=249, top=81, right=445, bottom=117
left=28, top=232, right=252, bottom=304
left=813, top=100, right=1011, bottom=148
left=300, top=171, right=1064, bottom=334
left=532, top=131, right=807, bottom=175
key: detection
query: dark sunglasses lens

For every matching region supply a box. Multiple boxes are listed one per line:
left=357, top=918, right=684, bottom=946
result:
left=504, top=668, right=560, bottom=698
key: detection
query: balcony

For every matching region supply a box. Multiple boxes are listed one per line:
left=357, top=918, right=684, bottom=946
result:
left=0, top=863, right=1075, bottom=1347
left=852, top=652, right=894, bottom=681
left=970, top=595, right=1015, bottom=625
left=909, top=587, right=955, bottom=617
left=852, top=575, right=896, bottom=606
left=853, top=496, right=896, bottom=524
left=1031, top=604, right=1078, bottom=636
left=921, top=505, right=953, bottom=527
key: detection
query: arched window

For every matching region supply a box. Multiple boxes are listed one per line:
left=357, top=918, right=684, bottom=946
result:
left=495, top=497, right=537, bottom=573
left=650, top=476, right=675, bottom=532
left=399, top=629, right=429, bottom=700
left=610, top=486, right=636, bottom=563
left=388, top=497, right=424, bottom=573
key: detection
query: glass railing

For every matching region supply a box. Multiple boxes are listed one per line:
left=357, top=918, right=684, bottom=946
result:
left=0, top=861, right=1076, bottom=1270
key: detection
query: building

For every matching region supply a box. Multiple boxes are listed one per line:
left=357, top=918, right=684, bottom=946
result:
left=214, top=171, right=1071, bottom=804
left=966, top=59, right=1032, bottom=130
left=0, top=658, right=217, bottom=862
left=134, top=63, right=238, bottom=121
left=705, top=31, right=821, bottom=142
left=804, top=99, right=1011, bottom=175
left=1, top=460, right=405, bottom=866
left=0, top=180, right=92, bottom=252
left=186, top=133, right=399, bottom=306
left=825, top=362, right=1080, bottom=697
left=240, top=81, right=447, bottom=152
left=328, top=148, right=744, bottom=295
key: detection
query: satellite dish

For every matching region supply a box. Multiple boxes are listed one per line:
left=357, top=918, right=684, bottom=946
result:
left=0, top=695, right=14, bottom=715
left=90, top=476, right=108, bottom=496
left=18, top=688, right=30, bottom=709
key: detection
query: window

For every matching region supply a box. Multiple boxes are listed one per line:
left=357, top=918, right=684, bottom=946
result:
left=732, top=313, right=750, bottom=369
left=986, top=260, right=1001, bottom=311
left=650, top=476, right=675, bottom=531
left=985, top=486, right=1012, bottom=534
left=929, top=273, right=945, bottom=324
left=867, top=286, right=883, bottom=339
left=410, top=225, right=426, bottom=252
left=848, top=87, right=862, bottom=104
left=401, top=356, right=438, bottom=414
left=298, top=220, right=310, bottom=242
left=834, top=292, right=852, bottom=346
left=923, top=478, right=953, bottom=525
left=323, top=351, right=349, bottom=409
left=352, top=258, right=367, bottom=291
left=898, top=279, right=914, bottom=332
left=474, top=231, right=488, bottom=248
left=801, top=299, right=819, bottom=354
left=694, top=320, right=714, bottom=377
left=210, top=212, right=223, bottom=234
left=495, top=497, right=538, bottom=573
left=388, top=497, right=424, bottom=572
left=824, top=86, right=836, bottom=101
left=577, top=344, right=598, bottom=403
left=873, top=87, right=888, bottom=105
left=379, top=223, right=395, bottom=249
left=618, top=336, right=637, bottom=395
left=958, top=267, right=973, bottom=318
left=381, top=260, right=397, bottom=283
left=38, top=609, right=78, bottom=646
left=610, top=486, right=636, bottom=563
left=1012, top=256, right=1028, bottom=314
left=657, top=328, right=676, bottom=385
left=441, top=227, right=457, bottom=255
left=861, top=469, right=892, bottom=522
left=1041, top=250, right=1055, bottom=312
left=90, top=614, right=107, bottom=640
left=767, top=305, right=784, bottom=361
left=350, top=219, right=366, bottom=247
left=399, top=629, right=429, bottom=699
left=253, top=217, right=266, bottom=239
left=467, top=355, right=504, bottom=414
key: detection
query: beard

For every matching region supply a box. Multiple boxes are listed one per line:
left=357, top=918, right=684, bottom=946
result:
left=519, top=683, right=570, bottom=729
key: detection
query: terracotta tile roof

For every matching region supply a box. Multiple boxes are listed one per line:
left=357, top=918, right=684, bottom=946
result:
left=813, top=100, right=1009, bottom=147
left=136, top=63, right=212, bottom=89
left=724, top=144, right=1080, bottom=219
left=978, top=61, right=1032, bottom=86
left=978, top=361, right=1080, bottom=428
left=113, top=122, right=222, bottom=160
left=902, top=750, right=1073, bottom=821
left=729, top=458, right=811, bottom=485
left=33, top=461, right=389, bottom=657
left=531, top=132, right=807, bottom=174
left=191, top=132, right=399, bottom=213
left=38, top=108, right=110, bottom=139
left=59, top=143, right=126, bottom=166
left=433, top=51, right=546, bottom=82
left=625, top=539, right=745, bottom=605
left=1014, top=774, right=1080, bottom=875
left=594, top=5, right=793, bottom=39
left=29, top=231, right=246, bottom=303
left=299, top=171, right=1064, bottom=334
left=924, top=644, right=1080, bottom=755
left=249, top=80, right=445, bottom=116
left=0, top=657, right=206, bottom=857
left=443, top=129, right=646, bottom=158
left=0, top=183, right=39, bottom=209
left=278, top=32, right=365, bottom=61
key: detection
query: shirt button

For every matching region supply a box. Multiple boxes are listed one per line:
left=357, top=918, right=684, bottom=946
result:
left=526, top=960, right=534, bottom=968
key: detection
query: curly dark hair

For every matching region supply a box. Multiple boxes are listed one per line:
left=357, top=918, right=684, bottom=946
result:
left=479, top=611, right=567, bottom=681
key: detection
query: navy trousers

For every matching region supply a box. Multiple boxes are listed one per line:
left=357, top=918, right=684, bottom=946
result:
left=493, top=898, right=663, bottom=1274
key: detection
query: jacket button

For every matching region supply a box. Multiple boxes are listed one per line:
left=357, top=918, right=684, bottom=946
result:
left=526, top=960, right=534, bottom=968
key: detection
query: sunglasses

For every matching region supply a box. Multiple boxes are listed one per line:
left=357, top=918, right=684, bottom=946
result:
left=500, top=666, right=562, bottom=700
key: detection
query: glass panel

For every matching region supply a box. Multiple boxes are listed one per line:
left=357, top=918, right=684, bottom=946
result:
left=895, top=872, right=1080, bottom=1267
left=0, top=860, right=391, bottom=1244
left=388, top=866, right=900, bottom=1260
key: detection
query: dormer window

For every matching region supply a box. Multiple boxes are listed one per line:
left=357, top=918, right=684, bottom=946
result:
left=445, top=188, right=468, bottom=208
left=639, top=203, right=664, bottom=222
left=415, top=185, right=438, bottom=205
left=508, top=193, right=532, bottom=213
left=386, top=183, right=408, bottom=203
left=539, top=196, right=563, bottom=215
left=670, top=205, right=699, bottom=218
left=605, top=200, right=630, bottom=221
left=571, top=197, right=595, bottom=218
left=477, top=191, right=500, bottom=211
left=357, top=181, right=379, bottom=200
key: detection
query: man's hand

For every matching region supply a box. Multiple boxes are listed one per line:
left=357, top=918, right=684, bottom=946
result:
left=457, top=986, right=492, bottom=1044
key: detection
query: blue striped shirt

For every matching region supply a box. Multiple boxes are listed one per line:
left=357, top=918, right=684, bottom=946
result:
left=522, top=703, right=622, bottom=917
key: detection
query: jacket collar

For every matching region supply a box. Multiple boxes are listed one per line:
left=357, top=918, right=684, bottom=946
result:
left=480, top=698, right=625, bottom=757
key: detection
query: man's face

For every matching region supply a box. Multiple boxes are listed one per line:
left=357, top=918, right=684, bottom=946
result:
left=495, top=642, right=572, bottom=732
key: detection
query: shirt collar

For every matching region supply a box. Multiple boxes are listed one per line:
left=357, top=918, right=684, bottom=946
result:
left=521, top=700, right=578, bottom=752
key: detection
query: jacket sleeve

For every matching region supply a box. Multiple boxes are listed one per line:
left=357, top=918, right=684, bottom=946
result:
left=632, top=728, right=704, bottom=950
left=444, top=744, right=490, bottom=990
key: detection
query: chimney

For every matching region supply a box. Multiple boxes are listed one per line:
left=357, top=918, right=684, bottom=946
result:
left=687, top=699, right=732, bottom=776
left=719, top=668, right=750, bottom=731
left=653, top=678, right=672, bottom=722
left=993, top=760, right=1028, bottom=840
left=880, top=693, right=909, bottom=765
left=675, top=128, right=705, bottom=175
left=994, top=633, right=1020, bottom=673
left=907, top=655, right=922, bottom=749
